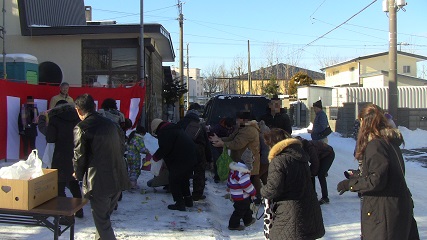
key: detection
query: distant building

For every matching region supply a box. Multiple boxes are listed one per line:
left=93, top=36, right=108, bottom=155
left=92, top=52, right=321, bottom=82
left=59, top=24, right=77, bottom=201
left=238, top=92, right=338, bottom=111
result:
left=237, top=63, right=325, bottom=95
left=172, top=67, right=207, bottom=104
left=321, top=51, right=427, bottom=87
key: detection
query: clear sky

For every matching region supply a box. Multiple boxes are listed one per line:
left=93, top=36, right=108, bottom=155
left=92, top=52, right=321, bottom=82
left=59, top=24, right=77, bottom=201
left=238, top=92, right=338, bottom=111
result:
left=84, top=0, right=427, bottom=76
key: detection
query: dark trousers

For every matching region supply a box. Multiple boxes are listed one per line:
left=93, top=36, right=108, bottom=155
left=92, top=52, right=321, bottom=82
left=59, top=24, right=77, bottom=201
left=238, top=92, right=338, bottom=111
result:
left=58, top=180, right=82, bottom=198
left=229, top=198, right=253, bottom=228
left=21, top=135, right=36, bottom=157
left=192, top=161, right=206, bottom=198
left=313, top=152, right=335, bottom=198
left=169, top=170, right=192, bottom=205
left=251, top=175, right=261, bottom=199
left=91, top=192, right=121, bottom=240
left=259, top=163, right=269, bottom=185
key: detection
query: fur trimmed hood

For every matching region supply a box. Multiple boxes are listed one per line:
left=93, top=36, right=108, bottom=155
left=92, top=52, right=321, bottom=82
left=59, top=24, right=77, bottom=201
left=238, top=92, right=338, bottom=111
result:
left=243, top=120, right=260, bottom=131
left=369, top=128, right=404, bottom=147
left=268, top=138, right=302, bottom=161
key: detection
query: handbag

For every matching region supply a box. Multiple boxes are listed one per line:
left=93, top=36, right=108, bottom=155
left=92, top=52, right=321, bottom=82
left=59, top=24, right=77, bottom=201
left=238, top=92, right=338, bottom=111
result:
left=216, top=146, right=233, bottom=181
left=319, top=126, right=332, bottom=138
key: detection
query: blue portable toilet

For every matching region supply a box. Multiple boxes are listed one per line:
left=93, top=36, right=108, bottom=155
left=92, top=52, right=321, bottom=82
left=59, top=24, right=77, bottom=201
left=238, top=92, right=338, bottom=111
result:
left=0, top=54, right=39, bottom=84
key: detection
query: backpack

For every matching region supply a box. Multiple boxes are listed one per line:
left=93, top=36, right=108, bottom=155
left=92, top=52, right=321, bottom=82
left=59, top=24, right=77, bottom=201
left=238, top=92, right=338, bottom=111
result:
left=185, top=120, right=202, bottom=141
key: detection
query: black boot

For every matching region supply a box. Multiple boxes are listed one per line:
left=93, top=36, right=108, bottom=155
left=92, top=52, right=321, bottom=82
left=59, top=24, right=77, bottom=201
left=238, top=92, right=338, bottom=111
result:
left=184, top=196, right=193, bottom=207
left=168, top=198, right=186, bottom=211
left=168, top=203, right=186, bottom=211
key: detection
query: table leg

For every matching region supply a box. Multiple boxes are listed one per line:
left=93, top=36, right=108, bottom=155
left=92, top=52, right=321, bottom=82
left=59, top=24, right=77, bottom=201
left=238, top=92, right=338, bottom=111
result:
left=53, top=216, right=59, bottom=240
left=70, top=216, right=75, bottom=240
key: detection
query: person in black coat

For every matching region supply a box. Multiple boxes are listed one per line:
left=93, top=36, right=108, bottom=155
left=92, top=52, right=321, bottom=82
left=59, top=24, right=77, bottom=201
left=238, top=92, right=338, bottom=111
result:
left=337, top=104, right=419, bottom=240
left=299, top=137, right=335, bottom=205
left=260, top=96, right=292, bottom=135
left=44, top=100, right=83, bottom=217
left=18, top=96, right=39, bottom=157
left=73, top=94, right=130, bottom=239
left=209, top=117, right=235, bottom=183
left=177, top=103, right=212, bottom=201
left=151, top=118, right=198, bottom=211
left=261, top=128, right=325, bottom=240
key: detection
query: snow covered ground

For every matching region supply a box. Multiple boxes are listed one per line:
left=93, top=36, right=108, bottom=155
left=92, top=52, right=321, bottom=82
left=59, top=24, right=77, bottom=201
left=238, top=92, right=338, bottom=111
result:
left=0, top=126, right=426, bottom=240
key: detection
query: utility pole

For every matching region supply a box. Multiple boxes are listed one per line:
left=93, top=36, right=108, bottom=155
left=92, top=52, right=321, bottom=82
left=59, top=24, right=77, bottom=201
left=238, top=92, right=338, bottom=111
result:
left=139, top=0, right=145, bottom=82
left=139, top=0, right=146, bottom=128
left=388, top=0, right=398, bottom=124
left=247, top=40, right=251, bottom=94
left=1, top=0, right=6, bottom=79
left=186, top=42, right=190, bottom=109
left=178, top=1, right=185, bottom=118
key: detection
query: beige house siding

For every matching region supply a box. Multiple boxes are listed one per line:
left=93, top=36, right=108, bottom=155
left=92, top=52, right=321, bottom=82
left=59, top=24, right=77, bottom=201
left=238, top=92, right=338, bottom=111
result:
left=324, top=53, right=424, bottom=88
left=325, top=62, right=359, bottom=87
left=6, top=34, right=145, bottom=86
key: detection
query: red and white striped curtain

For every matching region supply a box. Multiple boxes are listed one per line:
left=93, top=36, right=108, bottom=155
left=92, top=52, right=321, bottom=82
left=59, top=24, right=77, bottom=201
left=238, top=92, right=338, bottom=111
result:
left=0, top=80, right=146, bottom=160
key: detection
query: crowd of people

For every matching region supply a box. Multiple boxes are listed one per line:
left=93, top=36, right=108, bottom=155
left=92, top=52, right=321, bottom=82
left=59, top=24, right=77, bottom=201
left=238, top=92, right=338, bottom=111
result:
left=16, top=87, right=419, bottom=239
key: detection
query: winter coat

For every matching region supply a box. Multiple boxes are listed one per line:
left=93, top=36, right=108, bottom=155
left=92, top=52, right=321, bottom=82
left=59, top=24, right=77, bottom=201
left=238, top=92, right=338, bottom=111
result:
left=126, top=133, right=148, bottom=164
left=348, top=128, right=414, bottom=240
left=177, top=112, right=212, bottom=165
left=227, top=162, right=256, bottom=201
left=311, top=110, right=329, bottom=141
left=73, top=112, right=130, bottom=198
left=301, top=139, right=335, bottom=176
left=261, top=138, right=325, bottom=240
left=18, top=104, right=39, bottom=137
left=222, top=120, right=260, bottom=175
left=261, top=111, right=292, bottom=135
left=153, top=122, right=197, bottom=176
left=45, top=104, right=80, bottom=182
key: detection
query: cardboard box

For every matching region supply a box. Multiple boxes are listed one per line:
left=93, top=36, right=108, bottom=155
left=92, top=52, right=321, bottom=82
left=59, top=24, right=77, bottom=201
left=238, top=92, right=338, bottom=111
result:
left=0, top=169, right=58, bottom=210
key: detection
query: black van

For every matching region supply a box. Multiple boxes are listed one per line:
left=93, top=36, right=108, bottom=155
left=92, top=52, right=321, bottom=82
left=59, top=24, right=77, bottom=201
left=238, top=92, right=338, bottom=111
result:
left=202, top=94, right=270, bottom=126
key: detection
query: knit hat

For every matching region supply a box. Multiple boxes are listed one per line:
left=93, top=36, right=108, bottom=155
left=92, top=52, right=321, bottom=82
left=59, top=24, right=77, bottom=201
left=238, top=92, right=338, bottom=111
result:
left=151, top=118, right=163, bottom=135
left=240, top=148, right=254, bottom=171
left=313, top=100, right=322, bottom=109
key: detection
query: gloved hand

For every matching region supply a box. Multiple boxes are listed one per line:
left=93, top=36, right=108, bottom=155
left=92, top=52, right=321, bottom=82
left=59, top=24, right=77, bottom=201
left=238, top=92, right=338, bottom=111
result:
left=337, top=179, right=350, bottom=195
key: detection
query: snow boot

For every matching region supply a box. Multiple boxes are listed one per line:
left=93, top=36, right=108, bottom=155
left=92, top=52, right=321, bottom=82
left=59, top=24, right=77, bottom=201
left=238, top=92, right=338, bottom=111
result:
left=184, top=196, right=193, bottom=207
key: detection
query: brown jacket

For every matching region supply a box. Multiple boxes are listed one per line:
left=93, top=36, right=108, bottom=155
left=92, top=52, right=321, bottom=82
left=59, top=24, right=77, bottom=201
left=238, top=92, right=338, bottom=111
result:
left=222, top=120, right=260, bottom=175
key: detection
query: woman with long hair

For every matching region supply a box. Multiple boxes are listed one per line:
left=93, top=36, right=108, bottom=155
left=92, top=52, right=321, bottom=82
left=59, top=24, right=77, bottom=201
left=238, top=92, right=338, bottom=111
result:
left=337, top=104, right=419, bottom=239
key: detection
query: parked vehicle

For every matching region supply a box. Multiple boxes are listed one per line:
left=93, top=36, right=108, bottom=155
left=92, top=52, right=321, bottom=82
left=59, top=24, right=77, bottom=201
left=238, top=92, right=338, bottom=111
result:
left=202, top=94, right=270, bottom=126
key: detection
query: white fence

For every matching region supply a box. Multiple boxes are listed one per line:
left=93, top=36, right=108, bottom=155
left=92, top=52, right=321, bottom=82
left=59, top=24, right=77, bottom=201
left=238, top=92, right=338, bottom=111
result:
left=332, top=86, right=427, bottom=109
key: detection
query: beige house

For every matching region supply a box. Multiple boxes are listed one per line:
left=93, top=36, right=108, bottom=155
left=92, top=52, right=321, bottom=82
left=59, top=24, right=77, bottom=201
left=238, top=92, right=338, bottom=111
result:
left=237, top=63, right=325, bottom=95
left=3, top=0, right=176, bottom=125
left=4, top=0, right=174, bottom=87
left=321, top=51, right=427, bottom=87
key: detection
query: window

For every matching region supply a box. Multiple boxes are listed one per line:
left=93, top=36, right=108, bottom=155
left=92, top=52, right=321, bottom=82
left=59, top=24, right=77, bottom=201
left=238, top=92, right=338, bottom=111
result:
left=403, top=66, right=410, bottom=73
left=82, top=39, right=139, bottom=87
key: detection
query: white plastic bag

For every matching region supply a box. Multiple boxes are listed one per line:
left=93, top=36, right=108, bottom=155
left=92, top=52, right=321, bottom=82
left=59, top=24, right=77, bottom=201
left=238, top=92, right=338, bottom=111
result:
left=0, top=149, right=44, bottom=180
left=150, top=159, right=164, bottom=176
left=42, top=143, right=55, bottom=168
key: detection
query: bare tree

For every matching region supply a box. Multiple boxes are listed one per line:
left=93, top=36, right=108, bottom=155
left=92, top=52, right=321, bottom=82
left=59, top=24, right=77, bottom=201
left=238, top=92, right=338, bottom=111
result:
left=202, top=64, right=222, bottom=98
left=230, top=55, right=247, bottom=94
left=315, top=49, right=346, bottom=69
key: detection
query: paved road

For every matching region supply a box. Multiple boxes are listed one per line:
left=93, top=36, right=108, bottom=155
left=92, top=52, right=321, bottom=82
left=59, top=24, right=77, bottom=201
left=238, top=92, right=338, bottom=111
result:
left=402, top=148, right=427, bottom=168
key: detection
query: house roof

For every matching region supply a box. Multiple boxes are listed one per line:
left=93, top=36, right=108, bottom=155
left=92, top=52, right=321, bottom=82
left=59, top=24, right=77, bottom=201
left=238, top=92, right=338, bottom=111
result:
left=320, top=51, right=427, bottom=71
left=241, top=63, right=325, bottom=80
left=17, top=0, right=175, bottom=62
